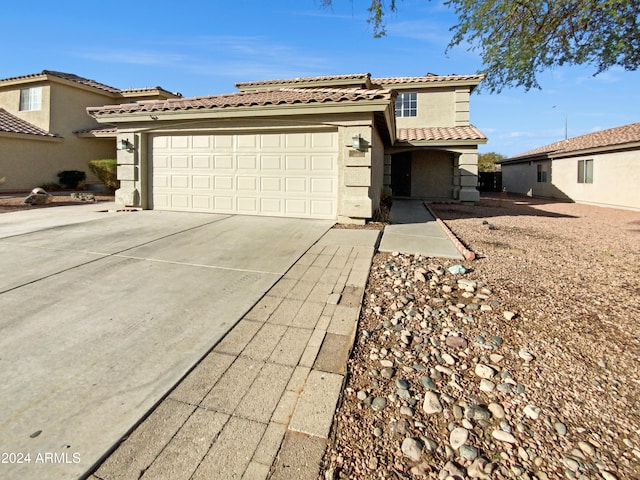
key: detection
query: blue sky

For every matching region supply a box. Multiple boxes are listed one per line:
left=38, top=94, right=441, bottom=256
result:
left=3, top=0, right=639, bottom=157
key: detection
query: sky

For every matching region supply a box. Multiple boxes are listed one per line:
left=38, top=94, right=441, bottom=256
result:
left=2, top=0, right=639, bottom=157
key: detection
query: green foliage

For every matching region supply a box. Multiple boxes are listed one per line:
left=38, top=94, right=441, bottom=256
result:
left=478, top=152, right=506, bottom=172
left=57, top=170, right=86, bottom=189
left=88, top=159, right=119, bottom=192
left=321, top=0, right=640, bottom=92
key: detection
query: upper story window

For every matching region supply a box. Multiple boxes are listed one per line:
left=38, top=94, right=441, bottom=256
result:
left=19, top=86, right=42, bottom=111
left=395, top=92, right=417, bottom=117
left=577, top=159, right=593, bottom=183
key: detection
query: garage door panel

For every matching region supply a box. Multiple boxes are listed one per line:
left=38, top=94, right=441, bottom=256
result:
left=151, top=132, right=337, bottom=219
left=214, top=156, right=233, bottom=169
left=192, top=176, right=211, bottom=189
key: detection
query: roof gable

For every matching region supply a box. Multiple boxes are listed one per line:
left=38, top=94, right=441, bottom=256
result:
left=507, top=122, right=640, bottom=161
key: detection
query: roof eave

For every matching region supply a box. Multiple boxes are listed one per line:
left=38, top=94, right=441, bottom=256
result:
left=89, top=99, right=393, bottom=124
left=395, top=138, right=488, bottom=148
left=0, top=131, right=63, bottom=142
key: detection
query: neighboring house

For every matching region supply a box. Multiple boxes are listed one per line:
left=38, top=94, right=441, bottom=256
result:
left=500, top=122, right=640, bottom=211
left=0, top=70, right=180, bottom=191
left=88, top=73, right=486, bottom=223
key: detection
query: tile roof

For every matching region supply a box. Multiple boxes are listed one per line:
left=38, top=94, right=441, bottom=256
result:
left=508, top=122, right=640, bottom=160
left=0, top=70, right=120, bottom=94
left=0, top=108, right=57, bottom=137
left=236, top=74, right=371, bottom=89
left=373, top=74, right=485, bottom=85
left=88, top=87, right=394, bottom=116
left=397, top=126, right=487, bottom=142
left=73, top=125, right=118, bottom=135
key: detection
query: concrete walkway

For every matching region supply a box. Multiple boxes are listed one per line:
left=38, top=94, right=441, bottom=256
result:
left=379, top=198, right=463, bottom=259
left=90, top=228, right=380, bottom=480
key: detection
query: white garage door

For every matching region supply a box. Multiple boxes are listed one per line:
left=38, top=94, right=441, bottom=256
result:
left=150, top=131, right=338, bottom=219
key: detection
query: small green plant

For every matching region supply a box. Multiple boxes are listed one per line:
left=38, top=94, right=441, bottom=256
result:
left=57, top=170, right=86, bottom=189
left=88, top=159, right=119, bottom=193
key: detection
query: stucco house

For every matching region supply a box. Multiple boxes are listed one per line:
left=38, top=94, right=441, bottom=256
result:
left=500, top=122, right=640, bottom=211
left=88, top=73, right=487, bottom=223
left=0, top=70, right=180, bottom=191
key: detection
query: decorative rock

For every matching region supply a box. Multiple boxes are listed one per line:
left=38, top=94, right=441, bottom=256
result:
left=449, top=427, right=469, bottom=450
left=492, top=430, right=517, bottom=444
left=373, top=427, right=383, bottom=437
left=440, top=461, right=466, bottom=479
left=441, top=353, right=456, bottom=365
left=488, top=403, right=506, bottom=419
left=465, top=405, right=492, bottom=421
left=380, top=359, right=394, bottom=368
left=460, top=444, right=479, bottom=461
left=400, top=405, right=414, bottom=417
left=381, top=367, right=396, bottom=379
left=523, top=404, right=541, bottom=420
left=448, top=265, right=467, bottom=274
left=445, top=336, right=468, bottom=349
left=518, top=347, right=535, bottom=362
left=356, top=390, right=368, bottom=401
left=467, top=458, right=490, bottom=479
left=475, top=364, right=497, bottom=379
left=371, top=397, right=387, bottom=411
left=396, top=378, right=409, bottom=390
left=554, top=422, right=567, bottom=436
left=503, top=311, right=516, bottom=320
left=423, top=391, right=443, bottom=414
left=577, top=441, right=596, bottom=457
left=479, top=379, right=496, bottom=392
left=401, top=437, right=423, bottom=462
left=420, top=376, right=436, bottom=390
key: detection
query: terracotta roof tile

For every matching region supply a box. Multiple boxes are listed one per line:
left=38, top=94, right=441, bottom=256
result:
left=88, top=87, right=394, bottom=116
left=0, top=70, right=120, bottom=94
left=236, top=74, right=371, bottom=89
left=0, top=108, right=57, bottom=137
left=397, top=126, right=487, bottom=142
left=73, top=125, right=117, bottom=135
left=509, top=122, right=640, bottom=160
left=373, top=74, right=485, bottom=85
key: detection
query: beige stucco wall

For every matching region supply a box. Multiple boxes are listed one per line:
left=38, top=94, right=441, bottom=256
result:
left=411, top=150, right=454, bottom=199
left=0, top=81, right=118, bottom=191
left=503, top=159, right=567, bottom=200
left=394, top=87, right=472, bottom=129
left=0, top=83, right=52, bottom=131
left=504, top=151, right=640, bottom=210
left=0, top=135, right=114, bottom=191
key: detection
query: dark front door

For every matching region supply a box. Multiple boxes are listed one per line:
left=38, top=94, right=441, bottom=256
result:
left=391, top=153, right=411, bottom=197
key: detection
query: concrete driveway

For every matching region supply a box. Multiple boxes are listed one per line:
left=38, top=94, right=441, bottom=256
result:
left=0, top=205, right=332, bottom=479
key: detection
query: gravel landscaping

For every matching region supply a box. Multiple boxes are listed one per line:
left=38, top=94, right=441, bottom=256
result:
left=322, top=194, right=640, bottom=479
left=0, top=193, right=114, bottom=213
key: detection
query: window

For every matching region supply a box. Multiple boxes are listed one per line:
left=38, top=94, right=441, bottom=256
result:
left=19, top=86, right=42, bottom=111
left=537, top=163, right=548, bottom=183
left=577, top=159, right=593, bottom=183
left=395, top=92, right=417, bottom=117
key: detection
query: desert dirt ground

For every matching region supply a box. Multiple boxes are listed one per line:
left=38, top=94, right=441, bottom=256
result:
left=0, top=192, right=115, bottom=213
left=322, top=194, right=640, bottom=479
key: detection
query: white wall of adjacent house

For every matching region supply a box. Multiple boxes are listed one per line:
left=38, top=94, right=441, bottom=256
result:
left=502, top=150, right=640, bottom=211
left=551, top=151, right=640, bottom=211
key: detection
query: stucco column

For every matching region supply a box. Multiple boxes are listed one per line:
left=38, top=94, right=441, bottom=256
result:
left=457, top=151, right=480, bottom=203
left=115, top=133, right=140, bottom=208
left=338, top=126, right=374, bottom=224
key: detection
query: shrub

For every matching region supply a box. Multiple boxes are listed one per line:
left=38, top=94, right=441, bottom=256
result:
left=88, top=159, right=119, bottom=193
left=57, top=170, right=86, bottom=189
